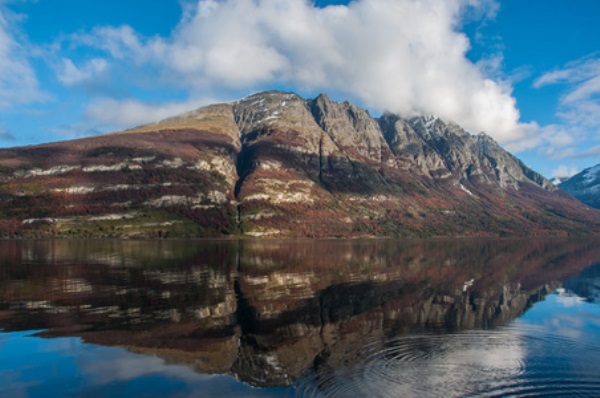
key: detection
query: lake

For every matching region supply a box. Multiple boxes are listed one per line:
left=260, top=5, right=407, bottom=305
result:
left=1, top=238, right=600, bottom=397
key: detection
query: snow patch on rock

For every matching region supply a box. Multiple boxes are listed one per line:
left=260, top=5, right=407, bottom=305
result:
left=583, top=164, right=600, bottom=184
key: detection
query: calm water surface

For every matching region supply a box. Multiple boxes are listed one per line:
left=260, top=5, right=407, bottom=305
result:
left=1, top=239, right=599, bottom=397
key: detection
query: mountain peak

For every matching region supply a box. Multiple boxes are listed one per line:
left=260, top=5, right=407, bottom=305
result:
left=313, top=92, right=332, bottom=102
left=411, top=114, right=440, bottom=125
left=237, top=90, right=301, bottom=103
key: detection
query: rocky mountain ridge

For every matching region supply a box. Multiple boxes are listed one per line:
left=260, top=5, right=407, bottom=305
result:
left=0, top=90, right=599, bottom=238
left=559, top=163, right=600, bottom=209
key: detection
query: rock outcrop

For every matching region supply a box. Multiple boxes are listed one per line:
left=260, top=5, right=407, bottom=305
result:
left=0, top=90, right=599, bottom=238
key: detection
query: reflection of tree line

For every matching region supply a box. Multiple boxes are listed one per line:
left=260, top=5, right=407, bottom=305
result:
left=0, top=238, right=599, bottom=387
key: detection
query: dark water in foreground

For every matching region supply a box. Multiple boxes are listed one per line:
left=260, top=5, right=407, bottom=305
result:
left=0, top=239, right=600, bottom=397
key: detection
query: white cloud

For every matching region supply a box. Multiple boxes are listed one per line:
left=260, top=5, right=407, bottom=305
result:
left=534, top=56, right=600, bottom=89
left=504, top=121, right=578, bottom=156
left=526, top=56, right=600, bottom=164
left=57, top=57, right=109, bottom=86
left=74, top=25, right=154, bottom=61
left=551, top=165, right=579, bottom=180
left=534, top=55, right=600, bottom=151
left=84, top=97, right=216, bottom=130
left=0, top=8, right=46, bottom=108
left=68, top=0, right=539, bottom=146
left=51, top=97, right=220, bottom=138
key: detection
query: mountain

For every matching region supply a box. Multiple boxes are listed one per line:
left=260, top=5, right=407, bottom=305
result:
left=558, top=164, right=600, bottom=209
left=1, top=90, right=599, bottom=238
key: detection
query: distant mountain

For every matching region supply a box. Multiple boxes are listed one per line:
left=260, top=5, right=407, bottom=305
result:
left=1, top=90, right=599, bottom=238
left=559, top=164, right=600, bottom=209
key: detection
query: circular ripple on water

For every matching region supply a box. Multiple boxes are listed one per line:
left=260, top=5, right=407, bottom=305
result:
left=293, top=326, right=600, bottom=398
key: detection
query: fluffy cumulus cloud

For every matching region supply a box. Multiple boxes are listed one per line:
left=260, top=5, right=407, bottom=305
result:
left=0, top=8, right=46, bottom=108
left=65, top=0, right=532, bottom=145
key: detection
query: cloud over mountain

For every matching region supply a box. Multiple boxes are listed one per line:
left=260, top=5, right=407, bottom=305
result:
left=63, top=0, right=532, bottom=146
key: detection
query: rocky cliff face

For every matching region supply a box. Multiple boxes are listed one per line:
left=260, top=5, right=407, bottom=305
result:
left=559, top=164, right=600, bottom=209
left=0, top=90, right=599, bottom=238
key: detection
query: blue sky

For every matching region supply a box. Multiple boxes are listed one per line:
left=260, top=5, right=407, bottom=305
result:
left=0, top=0, right=599, bottom=179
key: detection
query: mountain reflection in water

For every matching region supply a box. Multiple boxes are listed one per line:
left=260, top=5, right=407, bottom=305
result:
left=1, top=238, right=600, bottom=397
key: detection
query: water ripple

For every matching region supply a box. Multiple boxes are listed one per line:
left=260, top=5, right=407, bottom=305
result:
left=294, top=326, right=600, bottom=397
